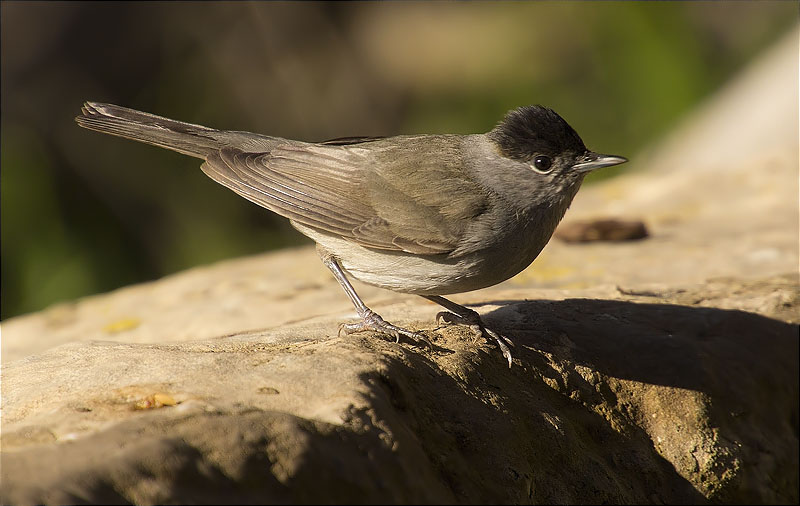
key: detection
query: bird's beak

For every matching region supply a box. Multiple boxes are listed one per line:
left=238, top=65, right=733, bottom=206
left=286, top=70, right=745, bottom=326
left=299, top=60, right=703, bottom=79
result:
left=572, top=152, right=628, bottom=173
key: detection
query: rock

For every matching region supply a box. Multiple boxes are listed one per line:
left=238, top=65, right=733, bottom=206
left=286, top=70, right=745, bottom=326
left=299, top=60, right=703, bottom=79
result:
left=2, top=279, right=797, bottom=504
left=2, top=28, right=798, bottom=506
left=554, top=218, right=649, bottom=243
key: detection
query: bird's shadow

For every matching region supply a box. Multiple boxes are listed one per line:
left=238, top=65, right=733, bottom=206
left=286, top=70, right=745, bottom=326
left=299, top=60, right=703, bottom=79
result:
left=359, top=298, right=798, bottom=503
left=472, top=297, right=798, bottom=394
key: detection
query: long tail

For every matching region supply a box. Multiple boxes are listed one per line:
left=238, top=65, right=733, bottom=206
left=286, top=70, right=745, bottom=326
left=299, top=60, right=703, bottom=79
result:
left=76, top=102, right=282, bottom=158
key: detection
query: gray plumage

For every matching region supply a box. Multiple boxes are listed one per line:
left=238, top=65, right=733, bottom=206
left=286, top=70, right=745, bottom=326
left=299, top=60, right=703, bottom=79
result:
left=76, top=102, right=626, bottom=364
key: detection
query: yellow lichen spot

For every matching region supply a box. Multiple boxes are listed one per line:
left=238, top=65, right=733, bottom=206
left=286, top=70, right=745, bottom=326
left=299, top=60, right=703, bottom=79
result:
left=133, top=393, right=176, bottom=410
left=133, top=397, right=154, bottom=410
left=103, top=317, right=141, bottom=334
left=153, top=393, right=176, bottom=406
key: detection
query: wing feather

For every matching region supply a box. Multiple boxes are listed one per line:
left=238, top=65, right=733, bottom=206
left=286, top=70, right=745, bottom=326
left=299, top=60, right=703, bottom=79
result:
left=200, top=138, right=489, bottom=256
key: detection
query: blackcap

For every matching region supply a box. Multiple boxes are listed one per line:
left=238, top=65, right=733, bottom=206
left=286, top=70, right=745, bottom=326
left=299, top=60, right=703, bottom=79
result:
left=76, top=103, right=627, bottom=366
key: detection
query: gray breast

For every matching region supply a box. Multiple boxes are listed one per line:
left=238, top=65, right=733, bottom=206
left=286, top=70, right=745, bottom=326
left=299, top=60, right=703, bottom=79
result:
left=292, top=215, right=555, bottom=296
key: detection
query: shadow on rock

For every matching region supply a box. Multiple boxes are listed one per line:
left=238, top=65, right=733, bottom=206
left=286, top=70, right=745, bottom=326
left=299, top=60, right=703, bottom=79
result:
left=360, top=343, right=710, bottom=504
left=395, top=297, right=797, bottom=504
left=482, top=298, right=798, bottom=391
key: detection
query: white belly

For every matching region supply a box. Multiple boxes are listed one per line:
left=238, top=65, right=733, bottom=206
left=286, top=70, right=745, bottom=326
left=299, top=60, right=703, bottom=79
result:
left=292, top=221, right=548, bottom=296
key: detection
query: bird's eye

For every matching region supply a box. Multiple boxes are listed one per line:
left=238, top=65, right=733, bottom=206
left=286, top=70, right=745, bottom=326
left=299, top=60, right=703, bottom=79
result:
left=532, top=155, right=553, bottom=173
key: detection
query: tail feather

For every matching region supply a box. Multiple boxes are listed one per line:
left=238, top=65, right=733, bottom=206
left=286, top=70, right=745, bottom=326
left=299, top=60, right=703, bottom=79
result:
left=75, top=102, right=227, bottom=158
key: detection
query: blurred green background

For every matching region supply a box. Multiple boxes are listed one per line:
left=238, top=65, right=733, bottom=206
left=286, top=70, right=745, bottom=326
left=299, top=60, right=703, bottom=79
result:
left=1, top=1, right=796, bottom=319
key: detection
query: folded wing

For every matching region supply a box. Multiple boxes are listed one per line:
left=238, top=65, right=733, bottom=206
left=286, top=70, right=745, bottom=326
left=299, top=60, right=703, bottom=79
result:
left=201, top=138, right=488, bottom=256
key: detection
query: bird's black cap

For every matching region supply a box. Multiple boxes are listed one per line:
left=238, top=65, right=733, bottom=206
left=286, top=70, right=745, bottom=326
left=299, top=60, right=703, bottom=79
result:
left=489, top=105, right=587, bottom=162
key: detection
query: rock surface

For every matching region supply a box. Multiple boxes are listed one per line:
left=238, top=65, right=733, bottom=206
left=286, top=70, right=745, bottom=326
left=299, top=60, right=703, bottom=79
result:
left=2, top=29, right=798, bottom=505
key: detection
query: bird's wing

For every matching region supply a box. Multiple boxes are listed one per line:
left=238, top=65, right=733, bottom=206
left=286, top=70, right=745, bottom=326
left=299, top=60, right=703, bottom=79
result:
left=318, top=136, right=386, bottom=146
left=200, top=138, right=488, bottom=256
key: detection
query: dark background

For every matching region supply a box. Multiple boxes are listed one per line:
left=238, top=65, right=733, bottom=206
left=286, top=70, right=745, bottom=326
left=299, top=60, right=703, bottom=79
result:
left=2, top=1, right=796, bottom=319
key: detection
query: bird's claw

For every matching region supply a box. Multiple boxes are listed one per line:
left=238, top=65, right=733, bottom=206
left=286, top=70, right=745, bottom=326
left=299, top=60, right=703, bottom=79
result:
left=339, top=310, right=432, bottom=350
left=435, top=311, right=462, bottom=326
left=435, top=310, right=514, bottom=367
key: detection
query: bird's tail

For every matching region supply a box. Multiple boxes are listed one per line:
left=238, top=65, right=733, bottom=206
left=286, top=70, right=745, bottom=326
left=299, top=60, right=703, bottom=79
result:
left=75, top=102, right=226, bottom=159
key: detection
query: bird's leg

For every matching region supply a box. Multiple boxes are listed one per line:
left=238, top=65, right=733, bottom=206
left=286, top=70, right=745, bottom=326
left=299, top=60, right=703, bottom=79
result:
left=423, top=295, right=513, bottom=367
left=319, top=250, right=431, bottom=348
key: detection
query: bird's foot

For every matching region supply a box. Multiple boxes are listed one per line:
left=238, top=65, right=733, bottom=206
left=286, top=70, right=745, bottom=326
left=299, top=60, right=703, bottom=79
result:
left=436, top=309, right=514, bottom=367
left=339, top=309, right=432, bottom=349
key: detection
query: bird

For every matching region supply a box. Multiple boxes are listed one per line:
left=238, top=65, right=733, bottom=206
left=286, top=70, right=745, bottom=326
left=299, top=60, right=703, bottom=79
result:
left=76, top=102, right=627, bottom=366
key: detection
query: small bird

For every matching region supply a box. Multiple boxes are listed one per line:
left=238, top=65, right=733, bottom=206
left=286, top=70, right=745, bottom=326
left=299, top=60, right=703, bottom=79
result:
left=76, top=102, right=626, bottom=366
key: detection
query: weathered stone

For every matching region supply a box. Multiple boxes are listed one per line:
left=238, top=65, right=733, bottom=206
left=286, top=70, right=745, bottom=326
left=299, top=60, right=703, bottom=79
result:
left=2, top=26, right=797, bottom=506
